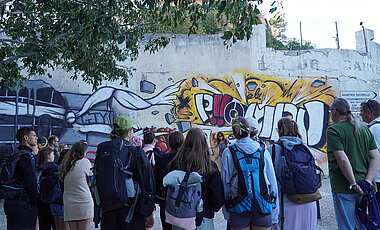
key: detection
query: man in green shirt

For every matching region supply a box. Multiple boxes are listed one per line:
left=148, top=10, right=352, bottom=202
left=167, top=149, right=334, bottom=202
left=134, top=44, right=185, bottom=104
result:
left=327, top=98, right=380, bottom=230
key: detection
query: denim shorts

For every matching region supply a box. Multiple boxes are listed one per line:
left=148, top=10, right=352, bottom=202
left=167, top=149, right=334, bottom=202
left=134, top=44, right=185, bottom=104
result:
left=229, top=213, right=271, bottom=229
left=50, top=204, right=64, bottom=219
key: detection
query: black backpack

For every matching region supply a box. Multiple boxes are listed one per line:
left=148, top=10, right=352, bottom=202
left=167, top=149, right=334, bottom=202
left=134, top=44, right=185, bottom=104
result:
left=153, top=149, right=177, bottom=205
left=39, top=163, right=62, bottom=204
left=0, top=145, right=26, bottom=199
left=94, top=139, right=155, bottom=218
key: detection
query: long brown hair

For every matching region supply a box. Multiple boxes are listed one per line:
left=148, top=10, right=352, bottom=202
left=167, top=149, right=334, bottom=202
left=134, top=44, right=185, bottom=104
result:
left=277, top=117, right=302, bottom=139
left=171, top=128, right=214, bottom=176
left=59, top=140, right=88, bottom=181
left=36, top=148, right=53, bottom=173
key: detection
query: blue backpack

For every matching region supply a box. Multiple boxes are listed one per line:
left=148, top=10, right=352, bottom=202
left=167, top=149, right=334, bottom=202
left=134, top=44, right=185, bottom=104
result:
left=275, top=142, right=322, bottom=195
left=226, top=143, right=275, bottom=217
left=356, top=180, right=380, bottom=229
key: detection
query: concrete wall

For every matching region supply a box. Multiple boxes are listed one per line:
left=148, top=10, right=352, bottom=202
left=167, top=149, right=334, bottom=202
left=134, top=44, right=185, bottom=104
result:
left=1, top=24, right=379, bottom=164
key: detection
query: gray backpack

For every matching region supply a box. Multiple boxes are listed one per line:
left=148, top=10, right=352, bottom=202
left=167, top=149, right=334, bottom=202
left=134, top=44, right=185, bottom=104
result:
left=163, top=170, right=203, bottom=230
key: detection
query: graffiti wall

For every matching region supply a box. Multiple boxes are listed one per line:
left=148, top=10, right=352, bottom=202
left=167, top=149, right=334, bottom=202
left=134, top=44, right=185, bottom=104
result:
left=4, top=25, right=380, bottom=166
left=0, top=70, right=335, bottom=164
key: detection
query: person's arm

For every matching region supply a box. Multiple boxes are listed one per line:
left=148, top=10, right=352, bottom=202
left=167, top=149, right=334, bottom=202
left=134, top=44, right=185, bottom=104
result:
left=333, top=150, right=364, bottom=195
left=263, top=149, right=279, bottom=225
left=18, top=154, right=37, bottom=203
left=365, top=149, right=380, bottom=183
left=221, top=147, right=233, bottom=221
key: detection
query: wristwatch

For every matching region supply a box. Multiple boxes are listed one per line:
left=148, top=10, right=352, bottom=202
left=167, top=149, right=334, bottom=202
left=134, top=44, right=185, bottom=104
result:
left=349, top=182, right=357, bottom=190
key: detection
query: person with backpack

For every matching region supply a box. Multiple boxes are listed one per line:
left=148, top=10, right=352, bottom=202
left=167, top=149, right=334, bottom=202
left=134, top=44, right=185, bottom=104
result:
left=154, top=131, right=184, bottom=230
left=267, top=117, right=321, bottom=230
left=360, top=99, right=380, bottom=207
left=164, top=127, right=224, bottom=230
left=142, top=127, right=157, bottom=230
left=59, top=140, right=93, bottom=230
left=327, top=98, right=380, bottom=230
left=94, top=115, right=155, bottom=230
left=3, top=127, right=38, bottom=230
left=143, top=127, right=156, bottom=170
left=221, top=116, right=278, bottom=230
left=37, top=147, right=68, bottom=230
left=36, top=147, right=57, bottom=230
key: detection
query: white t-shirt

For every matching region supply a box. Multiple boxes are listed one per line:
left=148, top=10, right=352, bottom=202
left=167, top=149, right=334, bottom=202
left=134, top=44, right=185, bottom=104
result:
left=369, top=117, right=380, bottom=182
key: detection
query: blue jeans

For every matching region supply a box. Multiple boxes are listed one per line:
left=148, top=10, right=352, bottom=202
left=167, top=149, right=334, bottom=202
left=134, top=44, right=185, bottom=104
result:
left=332, top=192, right=366, bottom=230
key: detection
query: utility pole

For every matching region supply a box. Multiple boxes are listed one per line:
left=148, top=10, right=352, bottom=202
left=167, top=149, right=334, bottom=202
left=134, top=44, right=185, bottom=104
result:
left=335, top=21, right=340, bottom=49
left=299, top=21, right=303, bottom=50
left=360, top=22, right=368, bottom=53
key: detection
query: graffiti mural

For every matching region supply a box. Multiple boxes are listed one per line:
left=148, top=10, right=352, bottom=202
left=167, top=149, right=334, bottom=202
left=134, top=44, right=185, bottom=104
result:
left=0, top=80, right=180, bottom=151
left=0, top=71, right=336, bottom=164
left=166, top=71, right=336, bottom=163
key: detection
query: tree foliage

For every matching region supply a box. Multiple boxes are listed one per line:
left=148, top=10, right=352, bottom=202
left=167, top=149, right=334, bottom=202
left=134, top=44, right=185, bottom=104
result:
left=0, top=0, right=273, bottom=89
left=266, top=10, right=315, bottom=50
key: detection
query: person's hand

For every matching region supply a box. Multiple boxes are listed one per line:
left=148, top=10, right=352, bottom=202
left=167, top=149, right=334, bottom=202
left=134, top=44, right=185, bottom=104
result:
left=365, top=179, right=374, bottom=186
left=146, top=214, right=154, bottom=228
left=353, top=185, right=365, bottom=195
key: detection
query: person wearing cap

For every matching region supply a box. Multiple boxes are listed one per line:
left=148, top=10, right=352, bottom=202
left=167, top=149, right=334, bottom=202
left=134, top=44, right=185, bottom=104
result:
left=37, top=136, right=47, bottom=150
left=327, top=98, right=380, bottom=230
left=95, top=115, right=155, bottom=230
left=109, top=115, right=138, bottom=142
left=360, top=99, right=380, bottom=206
left=246, top=117, right=260, bottom=141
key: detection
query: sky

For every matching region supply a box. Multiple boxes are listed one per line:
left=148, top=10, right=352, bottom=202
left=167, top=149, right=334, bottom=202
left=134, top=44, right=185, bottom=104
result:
left=261, top=0, right=380, bottom=49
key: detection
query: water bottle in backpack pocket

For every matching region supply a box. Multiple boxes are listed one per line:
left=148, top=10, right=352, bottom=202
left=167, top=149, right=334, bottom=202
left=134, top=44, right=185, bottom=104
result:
left=95, top=140, right=138, bottom=211
left=274, top=142, right=323, bottom=204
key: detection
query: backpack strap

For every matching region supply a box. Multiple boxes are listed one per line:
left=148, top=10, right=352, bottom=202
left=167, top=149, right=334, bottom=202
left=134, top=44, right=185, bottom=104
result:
left=175, top=171, right=191, bottom=207
left=134, top=148, right=145, bottom=192
left=271, top=143, right=285, bottom=230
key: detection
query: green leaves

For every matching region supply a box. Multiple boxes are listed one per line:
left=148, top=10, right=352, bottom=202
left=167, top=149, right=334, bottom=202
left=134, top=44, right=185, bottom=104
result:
left=0, top=0, right=274, bottom=89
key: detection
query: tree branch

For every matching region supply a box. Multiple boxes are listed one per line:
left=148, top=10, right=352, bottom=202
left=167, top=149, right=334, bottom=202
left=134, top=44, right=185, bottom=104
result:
left=48, top=32, right=80, bottom=46
left=0, top=0, right=13, bottom=6
left=0, top=52, right=37, bottom=67
left=0, top=38, right=42, bottom=46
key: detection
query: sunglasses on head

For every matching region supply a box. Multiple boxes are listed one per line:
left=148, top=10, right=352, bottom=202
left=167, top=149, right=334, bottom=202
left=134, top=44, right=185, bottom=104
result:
left=364, top=99, right=373, bottom=113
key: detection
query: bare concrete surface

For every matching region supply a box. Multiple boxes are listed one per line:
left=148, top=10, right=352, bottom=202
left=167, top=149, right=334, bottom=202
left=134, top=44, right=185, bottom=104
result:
left=0, top=176, right=337, bottom=230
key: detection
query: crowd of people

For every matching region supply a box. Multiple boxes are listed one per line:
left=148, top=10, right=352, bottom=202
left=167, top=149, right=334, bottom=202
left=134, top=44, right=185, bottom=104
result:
left=2, top=97, right=380, bottom=230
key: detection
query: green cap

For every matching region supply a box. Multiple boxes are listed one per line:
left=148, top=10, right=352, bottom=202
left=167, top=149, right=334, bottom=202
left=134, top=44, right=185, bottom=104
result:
left=113, top=115, right=137, bottom=131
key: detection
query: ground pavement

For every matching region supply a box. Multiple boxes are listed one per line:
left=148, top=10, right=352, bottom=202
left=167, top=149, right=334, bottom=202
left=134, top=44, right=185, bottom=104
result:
left=0, top=176, right=337, bottom=230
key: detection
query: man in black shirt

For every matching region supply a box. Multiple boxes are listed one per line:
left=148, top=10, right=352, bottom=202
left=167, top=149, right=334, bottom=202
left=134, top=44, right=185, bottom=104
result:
left=4, top=127, right=38, bottom=230
left=47, top=135, right=59, bottom=164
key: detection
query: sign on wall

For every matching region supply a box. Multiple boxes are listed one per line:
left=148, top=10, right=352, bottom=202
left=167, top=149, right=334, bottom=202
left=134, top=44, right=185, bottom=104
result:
left=340, top=91, right=377, bottom=116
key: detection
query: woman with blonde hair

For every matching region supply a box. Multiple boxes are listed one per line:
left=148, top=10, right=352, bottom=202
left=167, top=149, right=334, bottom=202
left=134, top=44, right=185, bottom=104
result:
left=59, top=141, right=93, bottom=230
left=168, top=127, right=225, bottom=229
left=221, top=116, right=278, bottom=230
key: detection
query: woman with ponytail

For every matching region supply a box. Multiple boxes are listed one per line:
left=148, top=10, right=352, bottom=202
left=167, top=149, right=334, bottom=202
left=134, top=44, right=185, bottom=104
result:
left=327, top=98, right=380, bottom=230
left=221, top=116, right=278, bottom=230
left=267, top=117, right=318, bottom=230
